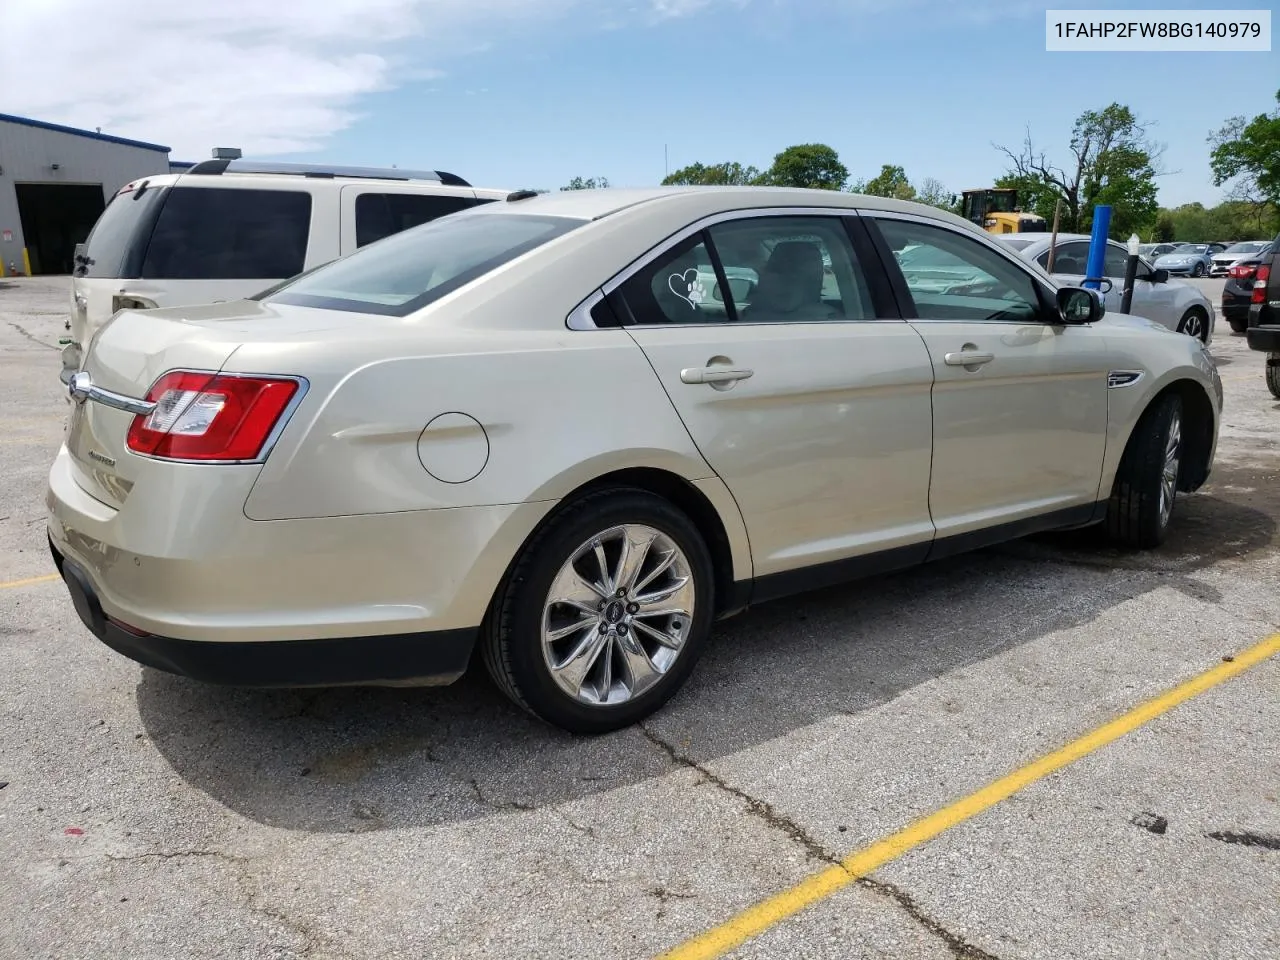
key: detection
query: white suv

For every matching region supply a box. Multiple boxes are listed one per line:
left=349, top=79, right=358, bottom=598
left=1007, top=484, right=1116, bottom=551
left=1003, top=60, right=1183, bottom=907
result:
left=63, top=159, right=508, bottom=381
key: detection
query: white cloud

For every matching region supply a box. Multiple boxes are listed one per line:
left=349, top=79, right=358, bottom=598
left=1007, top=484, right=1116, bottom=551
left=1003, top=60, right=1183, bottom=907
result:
left=0, top=0, right=722, bottom=158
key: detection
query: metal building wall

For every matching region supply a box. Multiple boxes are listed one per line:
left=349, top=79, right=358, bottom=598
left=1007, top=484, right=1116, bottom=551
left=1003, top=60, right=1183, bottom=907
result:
left=0, top=117, right=170, bottom=275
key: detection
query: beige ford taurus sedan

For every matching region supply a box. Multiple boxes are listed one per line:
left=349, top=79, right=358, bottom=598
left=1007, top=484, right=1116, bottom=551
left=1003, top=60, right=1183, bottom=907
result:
left=47, top=187, right=1223, bottom=733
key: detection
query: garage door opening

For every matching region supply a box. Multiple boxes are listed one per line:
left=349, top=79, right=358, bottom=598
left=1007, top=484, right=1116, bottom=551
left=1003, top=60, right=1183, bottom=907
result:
left=15, top=183, right=106, bottom=275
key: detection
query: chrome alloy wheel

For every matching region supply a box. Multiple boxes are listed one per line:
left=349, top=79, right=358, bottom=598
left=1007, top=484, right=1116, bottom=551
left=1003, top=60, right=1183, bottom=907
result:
left=541, top=524, right=695, bottom=707
left=1182, top=311, right=1204, bottom=340
left=1159, top=411, right=1181, bottom=527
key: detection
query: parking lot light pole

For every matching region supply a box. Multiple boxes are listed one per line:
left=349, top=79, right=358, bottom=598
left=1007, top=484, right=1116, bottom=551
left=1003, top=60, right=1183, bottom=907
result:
left=1120, top=233, right=1141, bottom=315
left=1083, top=205, right=1112, bottom=292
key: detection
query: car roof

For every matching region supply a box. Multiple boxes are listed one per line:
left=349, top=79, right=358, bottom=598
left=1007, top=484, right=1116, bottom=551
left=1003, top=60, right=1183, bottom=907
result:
left=112, top=171, right=502, bottom=195
left=479, top=185, right=980, bottom=228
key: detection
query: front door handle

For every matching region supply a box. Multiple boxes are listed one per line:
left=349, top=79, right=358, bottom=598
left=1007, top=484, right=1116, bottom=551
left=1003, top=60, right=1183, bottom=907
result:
left=680, top=366, right=754, bottom=385
left=944, top=351, right=994, bottom=367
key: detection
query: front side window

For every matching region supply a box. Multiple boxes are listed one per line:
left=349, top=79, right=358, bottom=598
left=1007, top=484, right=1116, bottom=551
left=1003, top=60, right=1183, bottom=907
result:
left=266, top=213, right=583, bottom=317
left=614, top=215, right=873, bottom=326
left=1103, top=244, right=1131, bottom=279
left=876, top=218, right=1044, bottom=322
left=355, top=192, right=477, bottom=247
left=141, top=187, right=312, bottom=280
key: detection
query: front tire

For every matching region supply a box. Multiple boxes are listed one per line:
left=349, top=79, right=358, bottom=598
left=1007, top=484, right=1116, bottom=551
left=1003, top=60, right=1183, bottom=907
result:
left=1105, top=393, right=1184, bottom=549
left=1192, top=263, right=1205, bottom=278
left=1178, top=307, right=1208, bottom=342
left=481, top=488, right=715, bottom=734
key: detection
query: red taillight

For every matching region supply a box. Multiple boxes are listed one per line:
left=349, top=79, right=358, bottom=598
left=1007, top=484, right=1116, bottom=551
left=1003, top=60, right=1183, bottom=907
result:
left=126, top=371, right=300, bottom=462
left=1253, top=265, right=1270, bottom=304
left=1228, top=264, right=1256, bottom=280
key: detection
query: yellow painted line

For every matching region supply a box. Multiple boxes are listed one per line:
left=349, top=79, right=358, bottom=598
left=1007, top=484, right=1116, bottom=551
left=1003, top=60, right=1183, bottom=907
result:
left=0, top=573, right=60, bottom=590
left=658, top=633, right=1280, bottom=960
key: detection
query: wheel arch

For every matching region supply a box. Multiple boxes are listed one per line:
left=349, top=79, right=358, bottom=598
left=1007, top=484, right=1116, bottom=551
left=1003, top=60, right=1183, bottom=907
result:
left=1108, top=377, right=1216, bottom=496
left=482, top=466, right=752, bottom=627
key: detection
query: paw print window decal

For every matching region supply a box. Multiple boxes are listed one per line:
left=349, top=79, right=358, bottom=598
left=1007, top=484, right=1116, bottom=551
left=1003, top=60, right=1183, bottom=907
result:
left=668, top=269, right=707, bottom=309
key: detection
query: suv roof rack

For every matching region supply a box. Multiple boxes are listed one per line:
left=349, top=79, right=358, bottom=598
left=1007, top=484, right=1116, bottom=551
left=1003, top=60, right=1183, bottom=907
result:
left=183, top=158, right=471, bottom=187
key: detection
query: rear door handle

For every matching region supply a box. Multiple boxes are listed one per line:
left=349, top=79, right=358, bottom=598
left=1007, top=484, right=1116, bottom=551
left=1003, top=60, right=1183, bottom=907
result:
left=680, top=367, right=754, bottom=385
left=943, top=351, right=994, bottom=367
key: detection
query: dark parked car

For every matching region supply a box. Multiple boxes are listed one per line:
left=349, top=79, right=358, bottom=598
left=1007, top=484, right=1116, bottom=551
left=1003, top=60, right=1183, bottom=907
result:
left=1222, top=242, right=1273, bottom=333
left=1244, top=233, right=1280, bottom=398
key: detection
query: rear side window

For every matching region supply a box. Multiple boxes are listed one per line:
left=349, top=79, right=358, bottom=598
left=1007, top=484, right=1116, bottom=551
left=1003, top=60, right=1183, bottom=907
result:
left=77, top=184, right=168, bottom=278
left=355, top=192, right=477, bottom=247
left=266, top=213, right=584, bottom=317
left=140, top=187, right=312, bottom=280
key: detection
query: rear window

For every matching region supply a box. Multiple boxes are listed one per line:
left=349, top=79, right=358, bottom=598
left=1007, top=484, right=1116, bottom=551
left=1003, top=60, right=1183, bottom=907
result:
left=77, top=183, right=168, bottom=278
left=140, top=187, right=312, bottom=280
left=266, top=213, right=584, bottom=317
left=355, top=192, right=477, bottom=247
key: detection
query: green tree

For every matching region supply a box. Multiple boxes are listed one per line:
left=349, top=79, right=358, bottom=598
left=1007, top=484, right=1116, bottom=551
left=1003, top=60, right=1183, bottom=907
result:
left=915, top=177, right=955, bottom=210
left=1209, top=89, right=1280, bottom=232
left=761, top=144, right=848, bottom=190
left=561, top=176, right=609, bottom=191
left=1084, top=143, right=1158, bottom=237
left=995, top=104, right=1163, bottom=236
left=662, top=161, right=763, bottom=186
left=862, top=164, right=916, bottom=201
left=1153, top=212, right=1176, bottom=242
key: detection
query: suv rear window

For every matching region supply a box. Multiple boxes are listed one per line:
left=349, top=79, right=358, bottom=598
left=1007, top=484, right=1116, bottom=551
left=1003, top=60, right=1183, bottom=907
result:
left=355, top=192, right=477, bottom=247
left=76, top=183, right=168, bottom=278
left=266, top=213, right=583, bottom=317
left=140, top=187, right=312, bottom=280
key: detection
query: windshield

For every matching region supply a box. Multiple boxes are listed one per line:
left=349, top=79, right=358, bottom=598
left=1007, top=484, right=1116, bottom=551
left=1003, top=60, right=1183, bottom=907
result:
left=265, top=212, right=585, bottom=316
left=1172, top=245, right=1208, bottom=255
left=1224, top=241, right=1266, bottom=255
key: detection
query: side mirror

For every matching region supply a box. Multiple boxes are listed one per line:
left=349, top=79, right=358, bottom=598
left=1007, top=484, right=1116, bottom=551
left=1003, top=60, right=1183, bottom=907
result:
left=1150, top=268, right=1169, bottom=284
left=1057, top=286, right=1103, bottom=324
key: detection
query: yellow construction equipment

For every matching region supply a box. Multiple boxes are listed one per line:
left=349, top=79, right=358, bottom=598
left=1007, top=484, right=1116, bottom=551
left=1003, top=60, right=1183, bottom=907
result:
left=961, top=188, right=1048, bottom=234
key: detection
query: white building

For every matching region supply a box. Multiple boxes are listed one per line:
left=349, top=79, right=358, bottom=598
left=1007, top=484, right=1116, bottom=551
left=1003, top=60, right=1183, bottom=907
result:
left=0, top=113, right=170, bottom=276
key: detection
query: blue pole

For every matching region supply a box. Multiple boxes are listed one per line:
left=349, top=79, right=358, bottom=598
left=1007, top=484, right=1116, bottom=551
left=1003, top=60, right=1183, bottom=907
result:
left=1083, top=205, right=1111, bottom=290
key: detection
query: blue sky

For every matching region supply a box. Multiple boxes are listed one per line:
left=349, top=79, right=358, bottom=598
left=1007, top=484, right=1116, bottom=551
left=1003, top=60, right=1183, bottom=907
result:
left=4, top=0, right=1277, bottom=207
left=322, top=1, right=1279, bottom=205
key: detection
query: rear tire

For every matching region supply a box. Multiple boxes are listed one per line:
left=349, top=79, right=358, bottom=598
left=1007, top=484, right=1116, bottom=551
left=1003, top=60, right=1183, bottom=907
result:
left=481, top=488, right=715, bottom=735
left=1177, top=308, right=1208, bottom=342
left=1267, top=355, right=1280, bottom=400
left=1228, top=316, right=1248, bottom=334
left=1105, top=393, right=1184, bottom=549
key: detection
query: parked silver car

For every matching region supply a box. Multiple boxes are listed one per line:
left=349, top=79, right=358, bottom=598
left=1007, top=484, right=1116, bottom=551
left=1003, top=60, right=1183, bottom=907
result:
left=1210, top=240, right=1271, bottom=277
left=999, top=234, right=1216, bottom=342
left=1156, top=244, right=1216, bottom=277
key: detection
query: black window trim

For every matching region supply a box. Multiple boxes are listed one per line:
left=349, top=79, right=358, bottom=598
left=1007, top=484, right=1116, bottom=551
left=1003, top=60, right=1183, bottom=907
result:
left=566, top=205, right=907, bottom=330
left=861, top=210, right=1063, bottom=325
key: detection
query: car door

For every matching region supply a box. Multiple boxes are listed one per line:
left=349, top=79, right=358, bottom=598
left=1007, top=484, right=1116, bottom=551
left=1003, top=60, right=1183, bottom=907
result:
left=608, top=211, right=937, bottom=592
left=869, top=214, right=1110, bottom=552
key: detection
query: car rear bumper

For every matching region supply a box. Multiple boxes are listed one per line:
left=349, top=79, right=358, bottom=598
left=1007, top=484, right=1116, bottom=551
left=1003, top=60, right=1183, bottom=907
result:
left=45, top=443, right=555, bottom=674
left=50, top=537, right=475, bottom=686
left=1245, top=324, right=1280, bottom=353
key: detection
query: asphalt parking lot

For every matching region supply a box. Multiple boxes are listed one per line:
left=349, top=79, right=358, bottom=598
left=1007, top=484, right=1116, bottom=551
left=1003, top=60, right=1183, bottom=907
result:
left=1, top=275, right=1277, bottom=960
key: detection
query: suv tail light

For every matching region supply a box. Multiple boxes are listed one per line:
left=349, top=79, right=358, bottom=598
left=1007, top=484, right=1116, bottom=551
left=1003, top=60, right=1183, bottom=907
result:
left=126, top=371, right=302, bottom=462
left=1228, top=264, right=1256, bottom=280
left=1254, top=265, right=1271, bottom=304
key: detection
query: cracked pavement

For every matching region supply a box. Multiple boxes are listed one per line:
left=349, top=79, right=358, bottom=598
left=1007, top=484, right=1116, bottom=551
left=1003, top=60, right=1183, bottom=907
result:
left=2, top=276, right=1278, bottom=959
